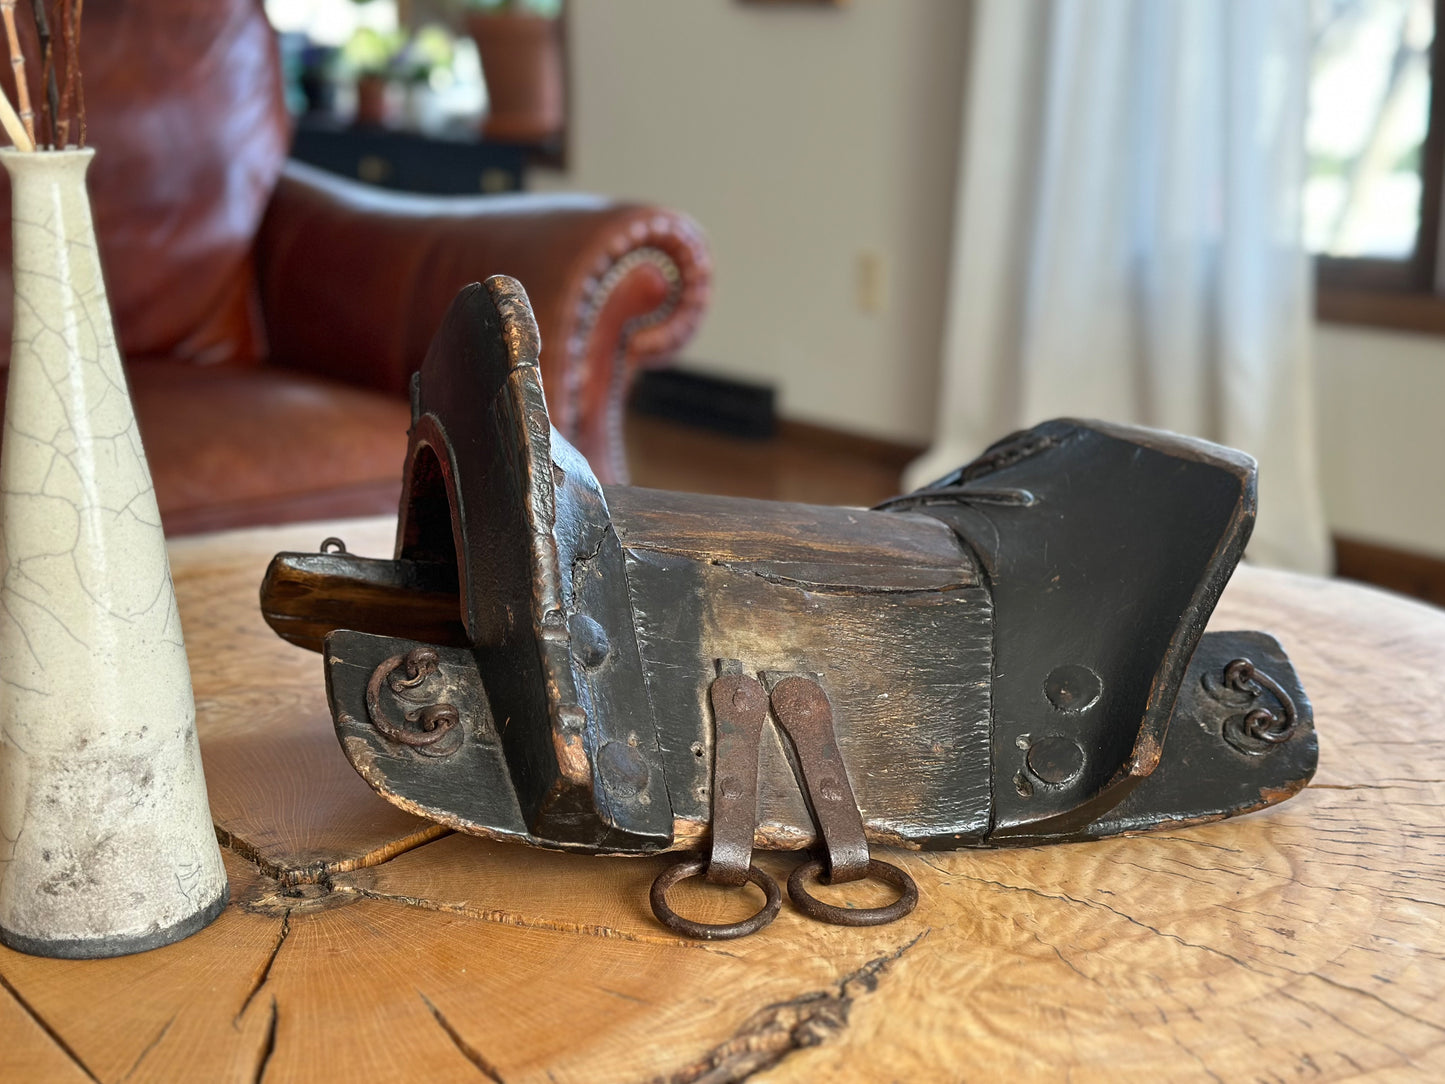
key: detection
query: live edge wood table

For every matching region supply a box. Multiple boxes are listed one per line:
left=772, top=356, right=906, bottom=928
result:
left=3, top=517, right=1445, bottom=1084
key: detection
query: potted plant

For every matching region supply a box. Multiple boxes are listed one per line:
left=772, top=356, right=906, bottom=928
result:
left=297, top=43, right=342, bottom=117
left=460, top=0, right=564, bottom=143
left=393, top=24, right=457, bottom=131
left=342, top=26, right=406, bottom=125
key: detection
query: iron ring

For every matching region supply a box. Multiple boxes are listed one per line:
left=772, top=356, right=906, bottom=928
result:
left=650, top=857, right=782, bottom=940
left=365, top=649, right=460, bottom=749
left=787, top=858, right=919, bottom=927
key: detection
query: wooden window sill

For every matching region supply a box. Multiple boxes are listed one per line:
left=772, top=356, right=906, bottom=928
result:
left=1317, top=287, right=1445, bottom=336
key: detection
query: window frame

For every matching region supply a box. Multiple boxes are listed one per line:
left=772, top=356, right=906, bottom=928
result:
left=1316, top=0, right=1445, bottom=333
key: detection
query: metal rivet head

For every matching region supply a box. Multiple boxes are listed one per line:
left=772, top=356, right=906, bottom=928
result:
left=597, top=740, right=650, bottom=798
left=570, top=614, right=610, bottom=669
left=1044, top=664, right=1103, bottom=714
left=1027, top=736, right=1086, bottom=785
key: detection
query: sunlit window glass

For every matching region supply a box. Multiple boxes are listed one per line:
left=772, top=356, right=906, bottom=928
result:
left=1305, top=0, right=1434, bottom=258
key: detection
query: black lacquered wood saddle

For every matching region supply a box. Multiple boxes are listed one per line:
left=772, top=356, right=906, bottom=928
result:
left=260, top=277, right=1317, bottom=939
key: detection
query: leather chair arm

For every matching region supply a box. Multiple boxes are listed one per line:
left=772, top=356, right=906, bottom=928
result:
left=254, top=162, right=711, bottom=480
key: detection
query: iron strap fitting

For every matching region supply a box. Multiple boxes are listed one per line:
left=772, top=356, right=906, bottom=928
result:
left=649, top=663, right=918, bottom=940
left=649, top=667, right=782, bottom=940
left=765, top=673, right=919, bottom=927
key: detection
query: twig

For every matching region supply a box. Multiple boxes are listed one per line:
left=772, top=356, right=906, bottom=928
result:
left=70, top=0, right=80, bottom=146
left=54, top=0, right=67, bottom=144
left=30, top=0, right=59, bottom=148
left=58, top=0, right=80, bottom=147
left=0, top=85, right=33, bottom=151
left=58, top=0, right=77, bottom=146
left=0, top=1, right=33, bottom=145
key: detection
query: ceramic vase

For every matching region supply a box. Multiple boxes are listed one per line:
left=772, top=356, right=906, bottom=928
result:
left=0, top=148, right=228, bottom=958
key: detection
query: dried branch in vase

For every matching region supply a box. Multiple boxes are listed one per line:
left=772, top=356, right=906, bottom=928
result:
left=0, top=76, right=30, bottom=151
left=59, top=0, right=83, bottom=148
left=0, top=0, right=34, bottom=145
left=0, top=0, right=84, bottom=151
left=30, top=0, right=59, bottom=149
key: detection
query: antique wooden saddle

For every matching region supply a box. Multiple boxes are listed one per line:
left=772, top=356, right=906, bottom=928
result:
left=260, top=277, right=1317, bottom=939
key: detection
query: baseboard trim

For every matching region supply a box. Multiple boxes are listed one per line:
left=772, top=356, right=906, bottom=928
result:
left=631, top=368, right=930, bottom=469
left=1334, top=536, right=1445, bottom=607
left=630, top=368, right=776, bottom=438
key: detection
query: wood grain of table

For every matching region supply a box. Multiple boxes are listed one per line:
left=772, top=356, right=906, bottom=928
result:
left=2, top=516, right=1442, bottom=1083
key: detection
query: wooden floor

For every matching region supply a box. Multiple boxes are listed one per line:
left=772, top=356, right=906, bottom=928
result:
left=626, top=413, right=910, bottom=507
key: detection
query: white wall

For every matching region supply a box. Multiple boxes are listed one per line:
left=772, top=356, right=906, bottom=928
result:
left=544, top=1, right=1445, bottom=560
left=1316, top=326, right=1445, bottom=559
left=536, top=0, right=971, bottom=444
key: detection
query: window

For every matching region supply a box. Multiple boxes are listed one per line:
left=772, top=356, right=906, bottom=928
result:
left=1309, top=0, right=1445, bottom=330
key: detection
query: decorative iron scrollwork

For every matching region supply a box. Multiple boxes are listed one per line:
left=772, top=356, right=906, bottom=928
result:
left=365, top=647, right=462, bottom=757
left=1208, top=657, right=1299, bottom=755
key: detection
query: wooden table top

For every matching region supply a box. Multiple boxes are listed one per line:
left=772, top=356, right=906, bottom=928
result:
left=2, top=516, right=1443, bottom=1083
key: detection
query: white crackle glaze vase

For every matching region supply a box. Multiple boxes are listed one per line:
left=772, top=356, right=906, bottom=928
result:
left=0, top=148, right=228, bottom=957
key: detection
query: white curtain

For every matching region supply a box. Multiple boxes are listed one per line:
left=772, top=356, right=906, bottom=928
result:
left=910, top=0, right=1330, bottom=573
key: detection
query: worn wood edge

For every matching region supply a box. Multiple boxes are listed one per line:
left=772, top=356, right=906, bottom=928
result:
left=166, top=516, right=397, bottom=565
left=214, top=819, right=453, bottom=887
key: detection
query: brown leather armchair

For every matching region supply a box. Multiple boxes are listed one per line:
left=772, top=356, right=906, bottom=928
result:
left=0, top=1, right=709, bottom=535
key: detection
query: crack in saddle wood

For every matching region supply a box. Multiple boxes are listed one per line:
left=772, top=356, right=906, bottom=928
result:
left=655, top=929, right=930, bottom=1084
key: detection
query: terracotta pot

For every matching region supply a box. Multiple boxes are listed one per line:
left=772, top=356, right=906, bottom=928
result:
left=355, top=73, right=392, bottom=126
left=466, top=12, right=564, bottom=143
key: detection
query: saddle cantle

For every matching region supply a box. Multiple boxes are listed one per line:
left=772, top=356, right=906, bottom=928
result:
left=259, top=276, right=1316, bottom=937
